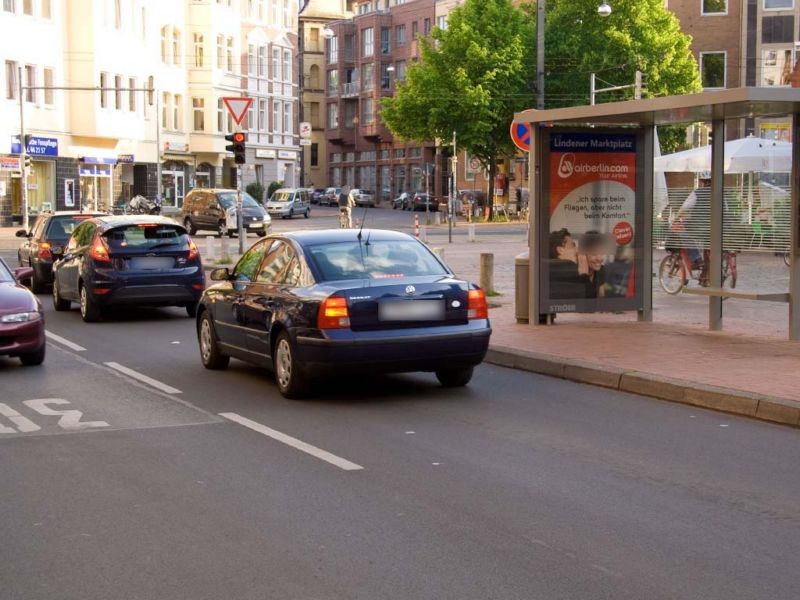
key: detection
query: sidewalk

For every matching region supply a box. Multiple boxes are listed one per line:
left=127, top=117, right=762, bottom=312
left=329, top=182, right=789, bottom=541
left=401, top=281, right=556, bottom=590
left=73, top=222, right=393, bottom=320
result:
left=3, top=224, right=798, bottom=427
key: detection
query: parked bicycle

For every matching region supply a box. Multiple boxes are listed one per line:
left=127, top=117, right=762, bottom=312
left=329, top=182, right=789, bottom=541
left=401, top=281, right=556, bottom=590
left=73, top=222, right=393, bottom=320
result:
left=658, top=248, right=737, bottom=295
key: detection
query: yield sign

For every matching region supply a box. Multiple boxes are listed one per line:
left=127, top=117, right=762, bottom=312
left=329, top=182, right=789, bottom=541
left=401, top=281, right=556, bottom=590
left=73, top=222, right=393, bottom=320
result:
left=510, top=121, right=531, bottom=152
left=223, top=97, right=254, bottom=125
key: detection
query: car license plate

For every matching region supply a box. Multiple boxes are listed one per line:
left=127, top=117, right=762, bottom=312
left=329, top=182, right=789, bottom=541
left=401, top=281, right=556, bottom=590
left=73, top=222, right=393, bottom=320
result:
left=248, top=222, right=261, bottom=228
left=379, top=299, right=444, bottom=321
left=129, top=257, right=175, bottom=270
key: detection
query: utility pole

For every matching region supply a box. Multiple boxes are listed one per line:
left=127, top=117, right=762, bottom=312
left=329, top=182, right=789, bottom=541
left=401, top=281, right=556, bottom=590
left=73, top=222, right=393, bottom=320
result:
left=18, top=66, right=29, bottom=230
left=449, top=130, right=456, bottom=243
left=536, top=0, right=545, bottom=109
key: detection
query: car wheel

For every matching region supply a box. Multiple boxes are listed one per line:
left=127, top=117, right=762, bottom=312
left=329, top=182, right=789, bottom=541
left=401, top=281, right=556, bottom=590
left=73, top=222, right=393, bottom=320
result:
left=255, top=229, right=267, bottom=237
left=184, top=218, right=197, bottom=236
left=198, top=311, right=229, bottom=370
left=52, top=277, right=70, bottom=311
left=435, top=367, right=474, bottom=387
left=19, top=344, right=45, bottom=366
left=304, top=209, right=310, bottom=219
left=217, top=221, right=227, bottom=238
left=185, top=301, right=198, bottom=318
left=30, top=268, right=45, bottom=294
left=273, top=330, right=307, bottom=399
left=79, top=284, right=102, bottom=323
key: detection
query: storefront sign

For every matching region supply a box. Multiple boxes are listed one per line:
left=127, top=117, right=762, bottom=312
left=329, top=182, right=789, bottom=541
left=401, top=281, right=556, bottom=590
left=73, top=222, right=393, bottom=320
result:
left=0, top=156, right=20, bottom=170
left=11, top=136, right=59, bottom=156
left=255, top=149, right=276, bottom=159
left=64, top=179, right=75, bottom=207
left=278, top=150, right=297, bottom=160
left=539, top=130, right=643, bottom=314
left=117, top=154, right=135, bottom=163
left=164, top=142, right=189, bottom=153
left=81, top=156, right=117, bottom=165
left=79, top=164, right=112, bottom=177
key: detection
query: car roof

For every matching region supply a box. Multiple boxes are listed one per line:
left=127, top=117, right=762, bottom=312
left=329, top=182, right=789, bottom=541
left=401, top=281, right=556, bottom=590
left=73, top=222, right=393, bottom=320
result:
left=282, top=228, right=415, bottom=247
left=45, top=211, right=108, bottom=218
left=188, top=188, right=237, bottom=194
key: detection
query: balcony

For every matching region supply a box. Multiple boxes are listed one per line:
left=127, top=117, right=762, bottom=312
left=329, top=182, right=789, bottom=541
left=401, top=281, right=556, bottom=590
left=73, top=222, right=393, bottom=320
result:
left=327, top=125, right=356, bottom=145
left=342, top=82, right=359, bottom=97
left=361, top=121, right=390, bottom=141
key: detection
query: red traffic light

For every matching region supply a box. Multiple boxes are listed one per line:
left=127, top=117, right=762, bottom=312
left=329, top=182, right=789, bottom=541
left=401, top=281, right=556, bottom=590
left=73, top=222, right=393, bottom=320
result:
left=232, top=132, right=246, bottom=143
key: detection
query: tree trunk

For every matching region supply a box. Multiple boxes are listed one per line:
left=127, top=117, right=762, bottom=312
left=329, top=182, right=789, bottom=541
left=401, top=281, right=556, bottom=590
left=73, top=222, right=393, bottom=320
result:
left=487, top=160, right=497, bottom=221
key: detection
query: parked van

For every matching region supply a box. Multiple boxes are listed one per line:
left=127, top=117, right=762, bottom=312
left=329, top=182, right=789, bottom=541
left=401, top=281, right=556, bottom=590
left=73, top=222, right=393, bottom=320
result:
left=264, top=188, right=311, bottom=219
left=181, top=188, right=271, bottom=237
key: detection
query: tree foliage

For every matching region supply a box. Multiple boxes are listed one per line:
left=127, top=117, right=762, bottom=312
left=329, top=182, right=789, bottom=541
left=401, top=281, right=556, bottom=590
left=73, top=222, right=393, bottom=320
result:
left=380, top=0, right=536, bottom=211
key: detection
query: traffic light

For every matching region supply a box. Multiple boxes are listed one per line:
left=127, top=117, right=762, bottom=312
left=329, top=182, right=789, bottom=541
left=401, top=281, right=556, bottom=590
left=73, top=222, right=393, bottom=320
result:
left=225, top=132, right=246, bottom=165
left=24, top=155, right=32, bottom=172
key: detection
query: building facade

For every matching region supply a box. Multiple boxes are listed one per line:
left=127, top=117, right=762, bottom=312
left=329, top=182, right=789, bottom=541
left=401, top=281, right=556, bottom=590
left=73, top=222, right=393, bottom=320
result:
left=0, top=0, right=300, bottom=226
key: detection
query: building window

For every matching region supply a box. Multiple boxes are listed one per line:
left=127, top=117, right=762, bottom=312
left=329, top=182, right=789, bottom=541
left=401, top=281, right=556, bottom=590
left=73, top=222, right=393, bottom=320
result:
left=161, top=26, right=169, bottom=63
left=217, top=98, right=224, bottom=132
left=362, top=63, right=374, bottom=90
left=437, top=15, right=447, bottom=30
left=327, top=70, right=338, bottom=94
left=309, top=64, right=320, bottom=89
left=310, top=101, right=320, bottom=127
left=700, top=52, right=726, bottom=88
left=247, top=103, right=254, bottom=130
left=22, top=65, right=34, bottom=103
left=395, top=24, right=405, bottom=47
left=272, top=47, right=281, bottom=79
left=309, top=27, right=320, bottom=52
left=128, top=76, right=136, bottom=111
left=226, top=37, right=234, bottom=72
left=162, top=92, right=169, bottom=128
left=100, top=71, right=108, bottom=107
left=283, top=49, right=291, bottom=81
left=328, top=103, right=338, bottom=128
left=381, top=63, right=391, bottom=89
left=327, top=35, right=338, bottom=63
left=363, top=27, right=374, bottom=57
left=248, top=44, right=256, bottom=75
left=702, top=0, right=727, bottom=13
left=174, top=94, right=182, bottom=130
left=258, top=98, right=267, bottom=130
left=283, top=102, right=291, bottom=134
left=764, top=0, right=792, bottom=8
left=423, top=18, right=431, bottom=35
left=217, top=35, right=224, bottom=69
left=395, top=60, right=406, bottom=82
left=3, top=0, right=16, bottom=13
left=140, top=7, right=146, bottom=39
left=761, top=48, right=793, bottom=85
left=44, top=68, right=54, bottom=104
left=362, top=97, right=374, bottom=124
left=411, top=21, right=418, bottom=38
left=5, top=61, right=17, bottom=99
left=194, top=33, right=204, bottom=67
left=192, top=98, right=205, bottom=131
left=173, top=30, right=181, bottom=66
left=310, top=143, right=318, bottom=167
left=114, top=74, right=122, bottom=109
left=257, top=45, right=266, bottom=77
left=380, top=27, right=390, bottom=54
left=41, top=0, right=51, bottom=18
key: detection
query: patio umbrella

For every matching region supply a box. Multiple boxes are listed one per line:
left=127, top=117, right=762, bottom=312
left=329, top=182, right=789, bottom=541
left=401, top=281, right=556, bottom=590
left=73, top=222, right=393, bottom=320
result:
left=654, top=137, right=792, bottom=173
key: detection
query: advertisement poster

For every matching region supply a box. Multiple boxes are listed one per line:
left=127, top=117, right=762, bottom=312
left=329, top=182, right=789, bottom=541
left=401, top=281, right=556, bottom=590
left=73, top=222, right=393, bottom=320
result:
left=539, top=130, right=643, bottom=313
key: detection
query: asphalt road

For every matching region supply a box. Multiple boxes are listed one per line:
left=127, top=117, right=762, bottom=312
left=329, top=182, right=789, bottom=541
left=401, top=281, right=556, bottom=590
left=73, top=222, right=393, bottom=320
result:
left=1, top=234, right=800, bottom=599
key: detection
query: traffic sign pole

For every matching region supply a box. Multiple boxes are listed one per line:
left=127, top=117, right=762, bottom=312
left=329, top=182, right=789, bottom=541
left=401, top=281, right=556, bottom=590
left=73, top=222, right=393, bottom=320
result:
left=238, top=162, right=244, bottom=254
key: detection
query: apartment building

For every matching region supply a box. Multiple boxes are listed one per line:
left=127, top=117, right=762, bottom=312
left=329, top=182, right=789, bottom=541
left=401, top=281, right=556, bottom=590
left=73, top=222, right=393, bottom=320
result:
left=0, top=0, right=300, bottom=226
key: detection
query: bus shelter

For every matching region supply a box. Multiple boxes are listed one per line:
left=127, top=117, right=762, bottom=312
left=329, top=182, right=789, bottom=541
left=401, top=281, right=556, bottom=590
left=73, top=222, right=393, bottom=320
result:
left=513, top=87, right=800, bottom=340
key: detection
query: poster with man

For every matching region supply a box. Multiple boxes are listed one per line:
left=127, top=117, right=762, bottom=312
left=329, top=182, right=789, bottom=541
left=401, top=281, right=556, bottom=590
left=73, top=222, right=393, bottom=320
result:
left=539, top=130, right=644, bottom=313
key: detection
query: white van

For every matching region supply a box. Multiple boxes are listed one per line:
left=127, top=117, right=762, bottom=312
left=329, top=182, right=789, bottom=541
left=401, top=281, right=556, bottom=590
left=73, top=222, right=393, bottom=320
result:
left=265, top=188, right=311, bottom=219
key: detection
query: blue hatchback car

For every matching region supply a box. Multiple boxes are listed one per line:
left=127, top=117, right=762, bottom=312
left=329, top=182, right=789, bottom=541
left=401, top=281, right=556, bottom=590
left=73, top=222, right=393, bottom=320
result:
left=196, top=229, right=492, bottom=398
left=52, top=215, right=205, bottom=322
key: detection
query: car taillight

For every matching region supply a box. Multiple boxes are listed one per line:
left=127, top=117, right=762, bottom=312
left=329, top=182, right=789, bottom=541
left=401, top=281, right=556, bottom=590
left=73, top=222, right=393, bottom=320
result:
left=467, top=289, right=488, bottom=320
left=89, top=236, right=110, bottom=263
left=187, top=239, right=199, bottom=261
left=37, top=242, right=52, bottom=260
left=317, top=296, right=350, bottom=329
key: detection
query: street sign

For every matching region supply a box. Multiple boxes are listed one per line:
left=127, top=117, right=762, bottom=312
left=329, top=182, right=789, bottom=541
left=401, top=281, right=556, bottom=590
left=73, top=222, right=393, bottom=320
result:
left=222, top=97, right=254, bottom=125
left=299, top=122, right=312, bottom=138
left=510, top=121, right=531, bottom=152
left=300, top=139, right=312, bottom=146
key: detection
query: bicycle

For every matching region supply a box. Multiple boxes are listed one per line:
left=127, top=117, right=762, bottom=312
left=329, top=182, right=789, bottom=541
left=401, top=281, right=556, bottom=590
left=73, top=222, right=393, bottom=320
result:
left=658, top=247, right=737, bottom=295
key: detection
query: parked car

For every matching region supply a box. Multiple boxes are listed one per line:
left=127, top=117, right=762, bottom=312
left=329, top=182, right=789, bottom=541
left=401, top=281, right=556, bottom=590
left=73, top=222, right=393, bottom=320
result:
left=196, top=229, right=491, bottom=398
left=52, top=215, right=205, bottom=322
left=0, top=257, right=45, bottom=365
left=412, top=193, right=438, bottom=212
left=321, top=187, right=342, bottom=206
left=351, top=189, right=377, bottom=207
left=16, top=211, right=107, bottom=293
left=392, top=192, right=411, bottom=210
left=181, top=188, right=271, bottom=237
left=264, top=188, right=311, bottom=219
left=309, top=188, right=326, bottom=205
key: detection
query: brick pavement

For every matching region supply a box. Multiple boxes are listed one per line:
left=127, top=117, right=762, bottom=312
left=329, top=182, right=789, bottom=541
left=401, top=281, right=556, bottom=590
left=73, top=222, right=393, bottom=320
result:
left=2, top=224, right=798, bottom=426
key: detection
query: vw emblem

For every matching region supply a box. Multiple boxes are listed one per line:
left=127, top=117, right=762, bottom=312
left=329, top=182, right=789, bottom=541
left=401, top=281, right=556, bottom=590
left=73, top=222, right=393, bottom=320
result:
left=405, top=285, right=416, bottom=295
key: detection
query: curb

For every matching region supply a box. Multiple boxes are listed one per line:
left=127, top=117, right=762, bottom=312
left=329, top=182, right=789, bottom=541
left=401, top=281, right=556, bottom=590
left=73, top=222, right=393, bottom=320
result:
left=485, top=345, right=800, bottom=428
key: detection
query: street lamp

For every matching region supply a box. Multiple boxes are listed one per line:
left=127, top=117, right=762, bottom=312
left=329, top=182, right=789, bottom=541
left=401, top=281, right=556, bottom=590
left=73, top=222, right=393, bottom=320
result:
left=322, top=26, right=334, bottom=40
left=537, top=1, right=612, bottom=109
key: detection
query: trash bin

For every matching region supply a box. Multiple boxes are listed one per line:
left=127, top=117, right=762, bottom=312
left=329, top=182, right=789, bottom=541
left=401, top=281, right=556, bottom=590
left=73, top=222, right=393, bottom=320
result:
left=515, top=250, right=529, bottom=324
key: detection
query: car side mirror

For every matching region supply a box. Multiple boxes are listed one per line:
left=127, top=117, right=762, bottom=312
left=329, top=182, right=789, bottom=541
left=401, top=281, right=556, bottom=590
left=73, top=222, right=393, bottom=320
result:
left=15, top=229, right=30, bottom=238
left=14, top=266, right=33, bottom=282
left=210, top=267, right=232, bottom=281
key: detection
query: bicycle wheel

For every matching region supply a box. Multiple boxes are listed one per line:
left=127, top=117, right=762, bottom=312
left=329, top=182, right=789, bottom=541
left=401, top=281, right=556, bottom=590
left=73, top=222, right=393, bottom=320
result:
left=658, top=253, right=685, bottom=295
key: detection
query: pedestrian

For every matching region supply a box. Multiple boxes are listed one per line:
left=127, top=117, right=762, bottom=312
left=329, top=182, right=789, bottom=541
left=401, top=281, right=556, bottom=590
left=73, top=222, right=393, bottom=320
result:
left=338, top=185, right=354, bottom=228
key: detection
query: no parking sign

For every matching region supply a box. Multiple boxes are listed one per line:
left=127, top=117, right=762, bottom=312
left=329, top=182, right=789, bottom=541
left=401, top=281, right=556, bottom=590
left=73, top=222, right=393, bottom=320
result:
left=510, top=121, right=531, bottom=152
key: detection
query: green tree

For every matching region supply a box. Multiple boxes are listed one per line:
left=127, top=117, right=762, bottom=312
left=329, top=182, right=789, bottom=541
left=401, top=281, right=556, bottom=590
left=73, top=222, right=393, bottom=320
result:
left=544, top=0, right=701, bottom=151
left=381, top=0, right=536, bottom=218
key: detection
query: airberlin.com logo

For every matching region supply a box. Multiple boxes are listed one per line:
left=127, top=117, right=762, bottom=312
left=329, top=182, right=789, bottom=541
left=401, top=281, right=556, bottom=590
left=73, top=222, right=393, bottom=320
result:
left=556, top=153, right=630, bottom=178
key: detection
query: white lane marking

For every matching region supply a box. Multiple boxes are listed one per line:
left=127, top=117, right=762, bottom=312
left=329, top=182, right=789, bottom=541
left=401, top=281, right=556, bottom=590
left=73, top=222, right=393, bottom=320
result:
left=219, top=412, right=364, bottom=471
left=104, top=362, right=182, bottom=395
left=0, top=403, right=40, bottom=433
left=45, top=330, right=86, bottom=352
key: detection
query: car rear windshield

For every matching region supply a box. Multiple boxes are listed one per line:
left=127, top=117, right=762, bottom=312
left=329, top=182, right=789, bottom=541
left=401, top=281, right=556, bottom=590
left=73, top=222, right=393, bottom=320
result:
left=217, top=192, right=260, bottom=209
left=307, top=240, right=449, bottom=281
left=102, top=224, right=190, bottom=251
left=47, top=216, right=94, bottom=240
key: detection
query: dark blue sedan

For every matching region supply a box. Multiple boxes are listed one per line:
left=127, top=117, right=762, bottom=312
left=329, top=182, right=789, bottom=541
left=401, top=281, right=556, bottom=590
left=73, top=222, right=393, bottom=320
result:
left=52, top=215, right=205, bottom=322
left=196, top=229, right=492, bottom=398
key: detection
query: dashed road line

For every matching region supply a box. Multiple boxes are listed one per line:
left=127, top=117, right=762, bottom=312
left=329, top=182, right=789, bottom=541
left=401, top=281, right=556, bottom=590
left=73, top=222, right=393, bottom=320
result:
left=104, top=362, right=182, bottom=395
left=45, top=330, right=87, bottom=352
left=219, top=412, right=364, bottom=471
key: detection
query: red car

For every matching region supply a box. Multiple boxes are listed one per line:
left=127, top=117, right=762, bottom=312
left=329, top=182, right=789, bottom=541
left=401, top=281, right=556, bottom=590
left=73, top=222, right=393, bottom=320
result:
left=0, top=258, right=45, bottom=366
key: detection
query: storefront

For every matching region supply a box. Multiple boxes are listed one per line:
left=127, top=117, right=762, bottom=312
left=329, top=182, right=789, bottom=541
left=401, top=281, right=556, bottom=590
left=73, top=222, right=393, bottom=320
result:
left=195, top=162, right=215, bottom=189
left=78, top=159, right=114, bottom=213
left=161, top=160, right=189, bottom=209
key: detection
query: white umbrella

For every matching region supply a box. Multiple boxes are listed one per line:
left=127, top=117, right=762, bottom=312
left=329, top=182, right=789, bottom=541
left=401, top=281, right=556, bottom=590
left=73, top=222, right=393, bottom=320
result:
left=654, top=137, right=792, bottom=173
